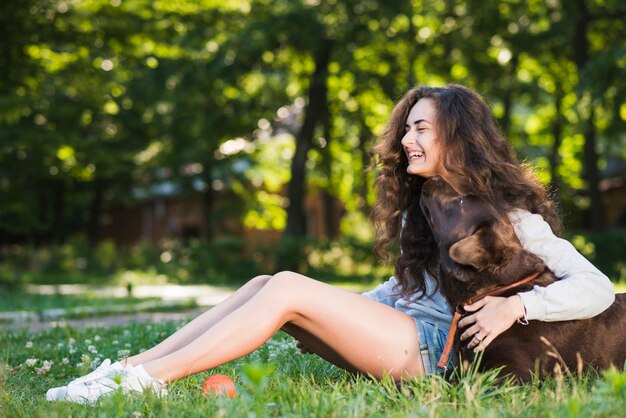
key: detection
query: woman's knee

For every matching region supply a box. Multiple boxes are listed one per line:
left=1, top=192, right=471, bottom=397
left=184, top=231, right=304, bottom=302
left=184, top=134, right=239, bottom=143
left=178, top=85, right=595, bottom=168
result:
left=261, top=271, right=311, bottom=307
left=271, top=270, right=300, bottom=281
left=248, top=274, right=272, bottom=288
left=267, top=271, right=312, bottom=291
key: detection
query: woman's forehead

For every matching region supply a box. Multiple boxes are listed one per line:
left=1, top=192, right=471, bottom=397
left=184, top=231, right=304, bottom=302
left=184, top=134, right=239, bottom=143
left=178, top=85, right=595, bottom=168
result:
left=406, top=98, right=436, bottom=125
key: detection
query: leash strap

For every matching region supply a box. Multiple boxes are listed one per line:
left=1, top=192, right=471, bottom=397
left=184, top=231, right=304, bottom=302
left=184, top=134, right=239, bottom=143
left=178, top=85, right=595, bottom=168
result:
left=437, top=311, right=462, bottom=369
left=436, top=271, right=542, bottom=370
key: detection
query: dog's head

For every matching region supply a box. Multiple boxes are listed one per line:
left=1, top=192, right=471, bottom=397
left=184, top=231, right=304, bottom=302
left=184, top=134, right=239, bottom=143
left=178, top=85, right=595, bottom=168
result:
left=420, top=178, right=545, bottom=302
left=420, top=177, right=509, bottom=274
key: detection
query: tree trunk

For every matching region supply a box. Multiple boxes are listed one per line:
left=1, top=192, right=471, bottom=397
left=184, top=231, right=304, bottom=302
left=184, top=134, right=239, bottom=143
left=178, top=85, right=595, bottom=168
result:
left=357, top=115, right=372, bottom=214
left=202, top=161, right=215, bottom=240
left=407, top=0, right=418, bottom=89
left=320, top=105, right=339, bottom=239
left=50, top=179, right=66, bottom=244
left=500, top=53, right=519, bottom=136
left=583, top=106, right=603, bottom=230
left=572, top=0, right=604, bottom=230
left=548, top=83, right=563, bottom=196
left=88, top=177, right=104, bottom=245
left=284, top=41, right=332, bottom=238
left=35, top=179, right=49, bottom=245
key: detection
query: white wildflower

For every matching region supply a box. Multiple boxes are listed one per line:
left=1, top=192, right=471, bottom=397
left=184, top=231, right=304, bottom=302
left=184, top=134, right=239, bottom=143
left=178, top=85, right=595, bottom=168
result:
left=117, top=349, right=131, bottom=359
left=88, top=345, right=97, bottom=354
left=90, top=358, right=102, bottom=369
left=25, top=358, right=37, bottom=367
left=37, top=360, right=53, bottom=375
left=62, top=358, right=70, bottom=365
left=84, top=339, right=92, bottom=345
left=94, top=335, right=101, bottom=342
left=112, top=340, right=119, bottom=345
left=68, top=338, right=76, bottom=345
left=25, top=341, right=33, bottom=349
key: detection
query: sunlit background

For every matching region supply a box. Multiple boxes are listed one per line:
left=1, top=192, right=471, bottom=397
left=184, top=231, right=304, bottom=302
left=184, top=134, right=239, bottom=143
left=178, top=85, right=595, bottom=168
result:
left=1, top=0, right=625, bottom=290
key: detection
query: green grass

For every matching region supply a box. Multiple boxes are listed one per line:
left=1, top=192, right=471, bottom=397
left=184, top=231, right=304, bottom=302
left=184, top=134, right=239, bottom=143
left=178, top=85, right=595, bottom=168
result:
left=1, top=322, right=625, bottom=417
left=0, top=292, right=199, bottom=325
left=0, top=293, right=161, bottom=313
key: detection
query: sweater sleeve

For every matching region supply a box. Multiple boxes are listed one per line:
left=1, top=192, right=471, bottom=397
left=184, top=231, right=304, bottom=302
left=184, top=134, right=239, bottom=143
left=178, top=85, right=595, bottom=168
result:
left=508, top=210, right=615, bottom=321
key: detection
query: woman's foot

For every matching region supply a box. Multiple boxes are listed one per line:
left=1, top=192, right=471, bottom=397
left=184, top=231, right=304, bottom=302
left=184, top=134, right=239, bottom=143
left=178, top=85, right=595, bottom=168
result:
left=45, top=386, right=67, bottom=401
left=46, top=359, right=135, bottom=402
left=67, top=359, right=126, bottom=386
left=46, top=358, right=116, bottom=401
left=63, top=364, right=167, bottom=405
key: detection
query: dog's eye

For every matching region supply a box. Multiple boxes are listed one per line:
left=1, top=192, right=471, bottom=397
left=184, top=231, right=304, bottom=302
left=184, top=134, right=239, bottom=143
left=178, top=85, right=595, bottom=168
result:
left=459, top=198, right=464, bottom=205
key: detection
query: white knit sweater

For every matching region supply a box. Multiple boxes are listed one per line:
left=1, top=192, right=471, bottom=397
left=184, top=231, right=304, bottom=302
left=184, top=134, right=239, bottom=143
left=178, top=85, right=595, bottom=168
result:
left=509, top=209, right=615, bottom=321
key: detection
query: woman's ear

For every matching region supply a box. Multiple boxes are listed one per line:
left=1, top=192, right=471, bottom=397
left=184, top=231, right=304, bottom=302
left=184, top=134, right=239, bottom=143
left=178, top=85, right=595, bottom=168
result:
left=449, top=228, right=492, bottom=270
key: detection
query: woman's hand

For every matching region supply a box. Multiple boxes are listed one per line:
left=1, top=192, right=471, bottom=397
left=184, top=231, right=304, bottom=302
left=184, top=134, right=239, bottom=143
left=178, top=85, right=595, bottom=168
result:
left=458, top=295, right=525, bottom=352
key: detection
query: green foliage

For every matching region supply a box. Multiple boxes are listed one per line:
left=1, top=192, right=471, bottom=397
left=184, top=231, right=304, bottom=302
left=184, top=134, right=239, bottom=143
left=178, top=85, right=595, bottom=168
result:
left=1, top=0, right=624, bottom=248
left=240, top=362, right=276, bottom=392
left=2, top=226, right=623, bottom=293
left=568, top=229, right=626, bottom=282
left=0, top=236, right=388, bottom=289
left=0, top=237, right=264, bottom=287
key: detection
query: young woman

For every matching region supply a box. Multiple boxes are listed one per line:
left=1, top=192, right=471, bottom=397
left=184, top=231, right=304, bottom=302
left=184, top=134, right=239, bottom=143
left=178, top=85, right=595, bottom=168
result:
left=47, top=84, right=615, bottom=404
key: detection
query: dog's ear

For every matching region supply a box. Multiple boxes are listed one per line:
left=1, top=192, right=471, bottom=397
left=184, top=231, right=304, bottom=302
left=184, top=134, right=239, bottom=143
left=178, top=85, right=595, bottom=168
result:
left=449, top=231, right=490, bottom=270
left=448, top=222, right=499, bottom=270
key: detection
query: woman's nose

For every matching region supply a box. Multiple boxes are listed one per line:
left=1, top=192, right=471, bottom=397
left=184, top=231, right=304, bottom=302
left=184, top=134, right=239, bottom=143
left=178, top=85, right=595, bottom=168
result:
left=401, top=131, right=415, bottom=147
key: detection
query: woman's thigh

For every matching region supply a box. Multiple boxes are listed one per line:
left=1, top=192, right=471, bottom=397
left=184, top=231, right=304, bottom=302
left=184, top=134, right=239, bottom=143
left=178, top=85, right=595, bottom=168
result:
left=265, top=271, right=424, bottom=380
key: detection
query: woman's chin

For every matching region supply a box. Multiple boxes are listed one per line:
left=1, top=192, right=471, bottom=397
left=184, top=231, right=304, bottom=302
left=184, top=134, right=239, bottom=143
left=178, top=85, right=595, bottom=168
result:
left=407, top=166, right=432, bottom=177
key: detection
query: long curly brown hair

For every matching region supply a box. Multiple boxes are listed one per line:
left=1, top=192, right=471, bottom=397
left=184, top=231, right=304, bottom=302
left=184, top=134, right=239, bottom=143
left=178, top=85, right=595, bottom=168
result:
left=370, top=84, right=561, bottom=299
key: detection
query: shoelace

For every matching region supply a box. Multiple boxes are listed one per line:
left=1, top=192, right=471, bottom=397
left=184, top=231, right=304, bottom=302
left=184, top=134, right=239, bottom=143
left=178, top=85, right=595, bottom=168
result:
left=68, top=359, right=113, bottom=386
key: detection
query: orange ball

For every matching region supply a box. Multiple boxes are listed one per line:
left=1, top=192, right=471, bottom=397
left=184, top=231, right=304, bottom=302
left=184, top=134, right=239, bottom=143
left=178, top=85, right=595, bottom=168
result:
left=202, top=374, right=236, bottom=398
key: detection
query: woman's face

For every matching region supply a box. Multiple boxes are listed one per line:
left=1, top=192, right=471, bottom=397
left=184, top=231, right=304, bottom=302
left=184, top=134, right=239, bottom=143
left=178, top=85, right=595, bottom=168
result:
left=401, top=98, right=446, bottom=179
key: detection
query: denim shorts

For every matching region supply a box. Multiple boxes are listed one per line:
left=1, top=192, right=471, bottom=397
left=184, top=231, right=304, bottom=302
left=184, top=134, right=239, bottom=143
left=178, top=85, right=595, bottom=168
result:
left=415, top=320, right=453, bottom=375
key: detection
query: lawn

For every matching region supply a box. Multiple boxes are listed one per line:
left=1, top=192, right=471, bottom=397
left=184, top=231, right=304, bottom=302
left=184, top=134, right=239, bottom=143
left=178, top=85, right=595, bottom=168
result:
left=1, top=320, right=625, bottom=417
left=0, top=293, right=161, bottom=313
left=0, top=292, right=200, bottom=328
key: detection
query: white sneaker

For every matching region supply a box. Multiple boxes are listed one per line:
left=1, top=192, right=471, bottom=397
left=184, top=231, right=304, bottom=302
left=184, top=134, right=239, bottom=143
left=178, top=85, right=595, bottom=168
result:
left=46, top=358, right=117, bottom=402
left=64, top=364, right=167, bottom=405
left=45, top=386, right=67, bottom=401
left=67, top=359, right=121, bottom=386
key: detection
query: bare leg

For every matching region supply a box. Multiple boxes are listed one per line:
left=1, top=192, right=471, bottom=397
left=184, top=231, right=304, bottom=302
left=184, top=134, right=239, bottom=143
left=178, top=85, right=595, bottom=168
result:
left=126, top=275, right=272, bottom=366
left=141, top=271, right=424, bottom=382
left=281, top=323, right=359, bottom=374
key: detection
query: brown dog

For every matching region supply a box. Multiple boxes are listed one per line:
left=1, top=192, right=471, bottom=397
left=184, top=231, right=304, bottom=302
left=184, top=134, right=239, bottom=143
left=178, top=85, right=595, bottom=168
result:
left=420, top=177, right=626, bottom=381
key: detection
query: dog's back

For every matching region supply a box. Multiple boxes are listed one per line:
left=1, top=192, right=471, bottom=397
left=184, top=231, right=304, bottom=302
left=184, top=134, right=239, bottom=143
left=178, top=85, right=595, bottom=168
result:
left=473, top=293, right=626, bottom=381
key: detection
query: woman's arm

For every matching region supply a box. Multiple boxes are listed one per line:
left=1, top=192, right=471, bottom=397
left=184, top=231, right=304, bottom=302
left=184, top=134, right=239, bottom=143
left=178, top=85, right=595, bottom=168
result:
left=459, top=209, right=616, bottom=351
left=509, top=209, right=615, bottom=321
